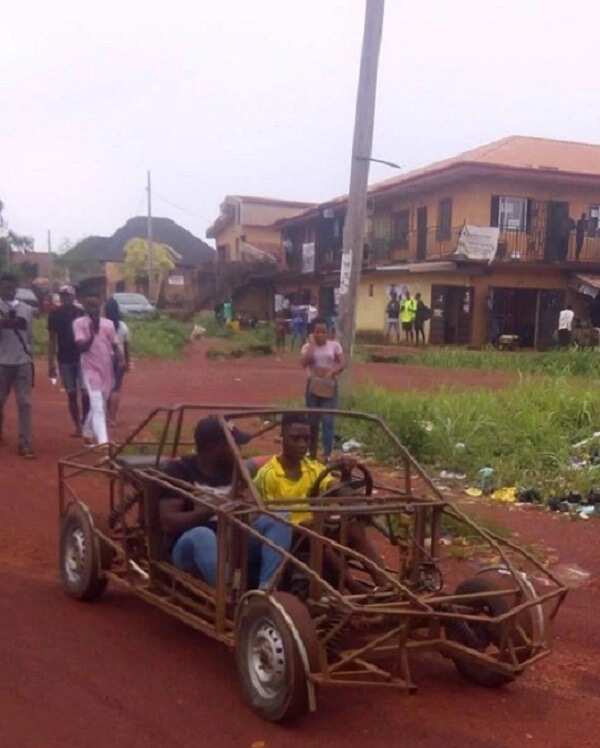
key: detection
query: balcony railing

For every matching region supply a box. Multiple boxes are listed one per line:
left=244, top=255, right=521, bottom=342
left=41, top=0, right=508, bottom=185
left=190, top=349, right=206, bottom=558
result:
left=281, top=225, right=600, bottom=273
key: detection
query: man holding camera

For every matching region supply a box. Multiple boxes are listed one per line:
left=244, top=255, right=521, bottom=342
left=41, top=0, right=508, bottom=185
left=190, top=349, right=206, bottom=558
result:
left=0, top=272, right=35, bottom=458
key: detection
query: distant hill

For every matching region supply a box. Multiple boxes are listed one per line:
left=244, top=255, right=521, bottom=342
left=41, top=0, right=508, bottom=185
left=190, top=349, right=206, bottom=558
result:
left=63, top=217, right=215, bottom=279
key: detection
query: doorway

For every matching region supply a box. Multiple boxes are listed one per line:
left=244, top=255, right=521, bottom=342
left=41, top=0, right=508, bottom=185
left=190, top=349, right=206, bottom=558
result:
left=416, top=207, right=428, bottom=261
left=488, top=287, right=564, bottom=349
left=489, top=288, right=538, bottom=346
left=429, top=285, right=474, bottom=344
left=545, top=201, right=570, bottom=261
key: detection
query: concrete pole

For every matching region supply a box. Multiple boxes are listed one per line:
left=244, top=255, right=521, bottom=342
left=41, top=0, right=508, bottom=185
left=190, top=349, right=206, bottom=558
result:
left=337, top=0, right=385, bottom=369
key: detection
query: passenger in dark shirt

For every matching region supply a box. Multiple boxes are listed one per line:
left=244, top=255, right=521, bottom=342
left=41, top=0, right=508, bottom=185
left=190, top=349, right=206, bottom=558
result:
left=161, top=416, right=292, bottom=589
left=48, top=286, right=88, bottom=435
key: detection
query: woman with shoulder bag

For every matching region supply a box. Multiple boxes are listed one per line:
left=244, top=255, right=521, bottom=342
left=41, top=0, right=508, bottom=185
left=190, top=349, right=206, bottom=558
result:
left=301, top=317, right=345, bottom=460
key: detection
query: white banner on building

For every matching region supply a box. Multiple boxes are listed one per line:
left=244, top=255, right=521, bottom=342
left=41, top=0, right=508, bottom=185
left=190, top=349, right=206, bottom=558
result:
left=301, top=242, right=315, bottom=274
left=168, top=274, right=185, bottom=286
left=456, top=225, right=500, bottom=263
left=339, top=251, right=353, bottom=296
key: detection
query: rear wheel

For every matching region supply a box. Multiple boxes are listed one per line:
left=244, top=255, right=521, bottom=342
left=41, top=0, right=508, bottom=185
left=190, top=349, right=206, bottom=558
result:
left=236, top=592, right=318, bottom=722
left=59, top=505, right=108, bottom=601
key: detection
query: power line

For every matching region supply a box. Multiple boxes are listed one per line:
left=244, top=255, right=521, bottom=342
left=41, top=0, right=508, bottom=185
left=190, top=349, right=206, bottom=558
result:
left=153, top=191, right=199, bottom=219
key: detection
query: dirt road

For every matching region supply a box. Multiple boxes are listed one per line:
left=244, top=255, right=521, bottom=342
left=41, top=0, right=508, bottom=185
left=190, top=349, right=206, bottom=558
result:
left=1, top=346, right=597, bottom=748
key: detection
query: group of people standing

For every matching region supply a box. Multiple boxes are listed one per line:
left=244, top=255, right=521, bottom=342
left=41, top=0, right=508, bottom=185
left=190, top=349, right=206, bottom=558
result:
left=0, top=272, right=130, bottom=458
left=385, top=290, right=430, bottom=345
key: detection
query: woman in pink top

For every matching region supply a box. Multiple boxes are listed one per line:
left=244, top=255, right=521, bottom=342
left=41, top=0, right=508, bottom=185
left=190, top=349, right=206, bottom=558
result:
left=300, top=317, right=345, bottom=459
left=73, top=294, right=121, bottom=445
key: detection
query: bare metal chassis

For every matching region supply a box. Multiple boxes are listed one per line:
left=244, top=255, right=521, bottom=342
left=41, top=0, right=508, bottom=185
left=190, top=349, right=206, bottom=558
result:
left=58, top=404, right=567, bottom=700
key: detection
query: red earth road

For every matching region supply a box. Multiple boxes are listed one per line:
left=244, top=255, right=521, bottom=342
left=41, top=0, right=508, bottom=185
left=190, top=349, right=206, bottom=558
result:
left=1, top=345, right=598, bottom=748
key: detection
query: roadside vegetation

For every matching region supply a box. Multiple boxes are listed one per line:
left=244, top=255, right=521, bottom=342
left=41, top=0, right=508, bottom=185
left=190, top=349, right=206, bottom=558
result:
left=360, top=345, right=600, bottom=378
left=198, top=312, right=275, bottom=359
left=342, top=379, right=600, bottom=500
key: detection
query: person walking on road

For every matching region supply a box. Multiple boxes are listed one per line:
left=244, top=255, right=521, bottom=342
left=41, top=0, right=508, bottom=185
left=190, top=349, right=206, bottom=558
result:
left=400, top=291, right=416, bottom=344
left=385, top=292, right=400, bottom=344
left=105, top=297, right=131, bottom=428
left=0, top=272, right=35, bottom=458
left=73, top=294, right=122, bottom=445
left=558, top=304, right=575, bottom=348
left=414, top=292, right=431, bottom=346
left=301, top=317, right=345, bottom=460
left=48, top=285, right=89, bottom=436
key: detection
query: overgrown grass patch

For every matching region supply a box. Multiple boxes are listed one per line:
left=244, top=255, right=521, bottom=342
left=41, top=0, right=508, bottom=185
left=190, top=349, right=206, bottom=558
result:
left=128, top=316, right=191, bottom=358
left=342, top=379, right=600, bottom=498
left=196, top=311, right=275, bottom=358
left=363, top=346, right=600, bottom=379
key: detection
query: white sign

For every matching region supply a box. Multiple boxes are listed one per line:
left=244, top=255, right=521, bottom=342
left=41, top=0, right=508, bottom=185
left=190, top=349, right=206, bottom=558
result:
left=456, top=225, right=500, bottom=263
left=301, top=242, right=315, bottom=274
left=339, top=251, right=353, bottom=296
left=168, top=274, right=185, bottom=286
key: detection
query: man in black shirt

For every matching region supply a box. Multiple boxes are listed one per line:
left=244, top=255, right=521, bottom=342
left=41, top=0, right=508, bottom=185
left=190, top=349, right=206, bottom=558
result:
left=385, top=292, right=400, bottom=344
left=161, top=416, right=292, bottom=589
left=48, top=285, right=89, bottom=436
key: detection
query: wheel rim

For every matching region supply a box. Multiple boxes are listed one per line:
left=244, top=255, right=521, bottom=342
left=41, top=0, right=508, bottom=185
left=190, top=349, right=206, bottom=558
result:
left=247, top=617, right=287, bottom=700
left=64, top=527, right=87, bottom=585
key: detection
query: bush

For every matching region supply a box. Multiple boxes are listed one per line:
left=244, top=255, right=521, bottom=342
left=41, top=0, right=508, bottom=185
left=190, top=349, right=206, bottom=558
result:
left=343, top=379, right=600, bottom=497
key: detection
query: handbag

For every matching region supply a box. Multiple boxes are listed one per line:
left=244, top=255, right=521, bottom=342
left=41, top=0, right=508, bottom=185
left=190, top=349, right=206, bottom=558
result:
left=308, top=375, right=336, bottom=399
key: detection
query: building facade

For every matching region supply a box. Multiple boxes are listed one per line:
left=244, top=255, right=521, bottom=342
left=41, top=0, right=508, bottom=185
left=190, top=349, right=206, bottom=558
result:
left=275, top=136, right=600, bottom=347
left=207, top=195, right=315, bottom=265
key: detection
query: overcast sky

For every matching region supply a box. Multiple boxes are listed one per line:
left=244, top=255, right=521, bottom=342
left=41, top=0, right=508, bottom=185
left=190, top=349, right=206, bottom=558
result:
left=2, top=0, right=599, bottom=251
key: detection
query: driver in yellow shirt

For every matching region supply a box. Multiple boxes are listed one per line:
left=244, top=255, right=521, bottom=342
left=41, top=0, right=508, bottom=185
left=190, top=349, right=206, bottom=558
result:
left=254, top=413, right=387, bottom=591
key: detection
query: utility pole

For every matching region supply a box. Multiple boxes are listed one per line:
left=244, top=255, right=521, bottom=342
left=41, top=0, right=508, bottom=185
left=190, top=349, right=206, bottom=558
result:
left=146, top=170, right=154, bottom=301
left=47, top=229, right=52, bottom=254
left=337, top=0, right=385, bottom=370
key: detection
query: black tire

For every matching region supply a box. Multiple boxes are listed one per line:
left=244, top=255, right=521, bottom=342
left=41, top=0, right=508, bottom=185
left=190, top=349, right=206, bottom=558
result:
left=236, top=592, right=318, bottom=722
left=59, top=505, right=108, bottom=601
left=445, top=575, right=515, bottom=688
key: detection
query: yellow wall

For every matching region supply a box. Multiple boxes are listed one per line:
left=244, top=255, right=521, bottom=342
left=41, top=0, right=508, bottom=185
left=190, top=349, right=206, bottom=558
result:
left=369, top=175, right=600, bottom=262
left=357, top=265, right=570, bottom=345
left=213, top=223, right=282, bottom=261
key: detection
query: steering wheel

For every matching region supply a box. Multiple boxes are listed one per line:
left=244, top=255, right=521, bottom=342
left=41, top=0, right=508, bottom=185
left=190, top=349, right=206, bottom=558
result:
left=309, top=460, right=374, bottom=499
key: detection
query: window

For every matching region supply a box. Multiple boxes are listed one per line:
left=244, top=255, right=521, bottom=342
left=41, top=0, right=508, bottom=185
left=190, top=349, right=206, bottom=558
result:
left=392, top=209, right=410, bottom=248
left=368, top=284, right=374, bottom=298
left=372, top=213, right=392, bottom=240
left=491, top=196, right=528, bottom=231
left=437, top=198, right=452, bottom=240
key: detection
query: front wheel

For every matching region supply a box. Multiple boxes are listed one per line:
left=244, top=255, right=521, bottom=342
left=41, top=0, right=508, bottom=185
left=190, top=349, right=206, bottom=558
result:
left=445, top=574, right=516, bottom=688
left=59, top=504, right=108, bottom=601
left=235, top=592, right=318, bottom=722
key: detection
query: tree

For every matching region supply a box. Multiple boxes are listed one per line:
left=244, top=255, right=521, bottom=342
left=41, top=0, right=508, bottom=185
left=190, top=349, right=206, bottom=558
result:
left=0, top=199, right=34, bottom=271
left=122, top=237, right=177, bottom=302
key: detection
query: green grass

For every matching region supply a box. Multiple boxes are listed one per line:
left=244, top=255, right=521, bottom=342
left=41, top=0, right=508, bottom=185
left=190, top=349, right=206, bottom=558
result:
left=32, top=314, right=192, bottom=359
left=196, top=311, right=275, bottom=357
left=341, top=379, right=600, bottom=498
left=362, top=346, right=600, bottom=379
left=128, top=316, right=191, bottom=359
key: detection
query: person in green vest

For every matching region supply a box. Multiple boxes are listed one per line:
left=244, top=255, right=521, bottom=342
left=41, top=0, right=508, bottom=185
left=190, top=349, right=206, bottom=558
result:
left=400, top=291, right=417, bottom=344
left=222, top=299, right=233, bottom=324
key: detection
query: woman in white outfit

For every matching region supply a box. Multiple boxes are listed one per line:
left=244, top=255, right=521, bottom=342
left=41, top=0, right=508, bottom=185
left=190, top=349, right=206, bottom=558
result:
left=73, top=294, right=122, bottom=445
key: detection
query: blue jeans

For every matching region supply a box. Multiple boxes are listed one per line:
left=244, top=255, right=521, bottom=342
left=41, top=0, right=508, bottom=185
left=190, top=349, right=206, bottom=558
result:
left=306, top=386, right=338, bottom=458
left=171, top=515, right=292, bottom=588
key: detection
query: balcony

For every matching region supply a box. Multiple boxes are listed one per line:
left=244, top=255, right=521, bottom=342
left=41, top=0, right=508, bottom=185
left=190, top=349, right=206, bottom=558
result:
left=407, top=226, right=600, bottom=265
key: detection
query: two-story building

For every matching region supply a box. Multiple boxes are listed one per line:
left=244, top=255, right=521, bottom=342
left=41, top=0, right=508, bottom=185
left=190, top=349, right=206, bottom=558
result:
left=275, top=136, right=600, bottom=347
left=207, top=195, right=315, bottom=265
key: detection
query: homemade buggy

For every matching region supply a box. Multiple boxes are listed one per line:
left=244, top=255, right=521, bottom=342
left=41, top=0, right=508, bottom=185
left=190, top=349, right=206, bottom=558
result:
left=58, top=405, right=567, bottom=722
